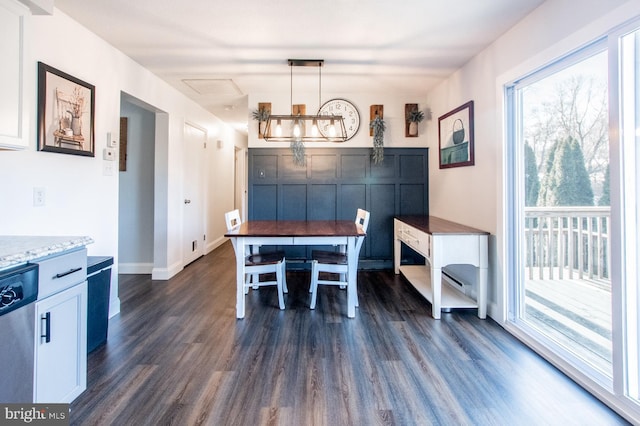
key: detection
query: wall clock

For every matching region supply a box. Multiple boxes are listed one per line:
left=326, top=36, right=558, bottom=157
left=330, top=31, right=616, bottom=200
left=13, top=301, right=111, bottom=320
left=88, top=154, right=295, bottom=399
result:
left=318, top=98, right=361, bottom=141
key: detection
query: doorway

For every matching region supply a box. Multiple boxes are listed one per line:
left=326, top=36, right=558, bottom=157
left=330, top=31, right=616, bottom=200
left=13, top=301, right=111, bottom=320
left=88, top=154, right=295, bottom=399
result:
left=118, top=97, right=155, bottom=273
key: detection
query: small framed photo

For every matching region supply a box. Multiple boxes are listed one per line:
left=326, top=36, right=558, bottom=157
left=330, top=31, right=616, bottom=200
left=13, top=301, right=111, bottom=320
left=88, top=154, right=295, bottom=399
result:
left=37, top=62, right=95, bottom=157
left=438, top=100, right=474, bottom=169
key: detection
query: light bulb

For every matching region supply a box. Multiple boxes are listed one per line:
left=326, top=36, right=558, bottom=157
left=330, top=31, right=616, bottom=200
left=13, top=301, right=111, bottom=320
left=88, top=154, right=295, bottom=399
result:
left=329, top=119, right=337, bottom=137
left=311, top=119, right=318, bottom=137
left=275, top=119, right=282, bottom=137
left=293, top=121, right=301, bottom=137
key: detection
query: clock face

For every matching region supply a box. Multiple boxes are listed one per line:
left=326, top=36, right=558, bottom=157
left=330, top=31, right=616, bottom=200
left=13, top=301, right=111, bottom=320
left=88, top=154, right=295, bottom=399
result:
left=318, top=98, right=360, bottom=141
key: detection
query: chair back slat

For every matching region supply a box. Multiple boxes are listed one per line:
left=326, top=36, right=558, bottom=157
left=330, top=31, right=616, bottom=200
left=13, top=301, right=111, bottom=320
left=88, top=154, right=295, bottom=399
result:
left=225, top=209, right=242, bottom=231
left=354, top=209, right=370, bottom=254
left=355, top=208, right=370, bottom=233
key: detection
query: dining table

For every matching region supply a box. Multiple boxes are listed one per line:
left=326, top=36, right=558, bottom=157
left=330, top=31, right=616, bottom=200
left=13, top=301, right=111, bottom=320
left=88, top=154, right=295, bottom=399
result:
left=224, top=219, right=366, bottom=319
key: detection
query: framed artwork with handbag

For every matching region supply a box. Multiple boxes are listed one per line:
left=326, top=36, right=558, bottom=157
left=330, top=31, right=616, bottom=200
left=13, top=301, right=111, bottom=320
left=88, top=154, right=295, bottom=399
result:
left=438, top=100, right=474, bottom=169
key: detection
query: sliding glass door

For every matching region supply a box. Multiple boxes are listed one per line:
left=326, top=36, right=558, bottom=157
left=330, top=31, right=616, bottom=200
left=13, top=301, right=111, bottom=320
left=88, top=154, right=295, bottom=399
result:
left=509, top=42, right=612, bottom=380
left=507, top=19, right=640, bottom=418
left=616, top=24, right=640, bottom=405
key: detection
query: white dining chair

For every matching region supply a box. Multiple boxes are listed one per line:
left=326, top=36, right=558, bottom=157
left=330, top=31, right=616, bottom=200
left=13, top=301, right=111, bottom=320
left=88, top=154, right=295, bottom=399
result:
left=309, top=208, right=370, bottom=310
left=225, top=209, right=287, bottom=310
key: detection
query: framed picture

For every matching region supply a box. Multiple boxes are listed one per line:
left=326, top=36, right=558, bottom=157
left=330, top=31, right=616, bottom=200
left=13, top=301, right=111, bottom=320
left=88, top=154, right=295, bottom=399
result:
left=37, top=62, right=95, bottom=157
left=438, top=100, right=474, bottom=169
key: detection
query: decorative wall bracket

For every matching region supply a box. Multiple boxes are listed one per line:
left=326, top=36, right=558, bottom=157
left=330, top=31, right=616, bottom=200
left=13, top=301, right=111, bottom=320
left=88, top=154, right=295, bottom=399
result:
left=369, top=105, right=383, bottom=136
left=405, top=103, right=419, bottom=137
left=257, top=102, right=271, bottom=139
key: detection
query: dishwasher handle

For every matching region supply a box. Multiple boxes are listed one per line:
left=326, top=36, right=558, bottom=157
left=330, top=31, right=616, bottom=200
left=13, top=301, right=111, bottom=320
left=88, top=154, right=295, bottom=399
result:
left=41, top=312, right=51, bottom=343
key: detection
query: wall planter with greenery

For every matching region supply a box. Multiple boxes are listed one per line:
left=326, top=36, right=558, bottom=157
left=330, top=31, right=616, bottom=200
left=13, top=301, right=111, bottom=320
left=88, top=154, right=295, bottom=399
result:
left=405, top=104, right=425, bottom=137
left=370, top=116, right=386, bottom=164
left=252, top=103, right=271, bottom=138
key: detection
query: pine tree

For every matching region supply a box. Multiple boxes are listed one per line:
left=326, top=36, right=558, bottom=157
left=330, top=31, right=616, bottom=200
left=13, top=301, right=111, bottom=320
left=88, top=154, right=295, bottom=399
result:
left=524, top=142, right=540, bottom=206
left=539, top=137, right=594, bottom=206
left=599, top=165, right=610, bottom=206
left=537, top=140, right=558, bottom=206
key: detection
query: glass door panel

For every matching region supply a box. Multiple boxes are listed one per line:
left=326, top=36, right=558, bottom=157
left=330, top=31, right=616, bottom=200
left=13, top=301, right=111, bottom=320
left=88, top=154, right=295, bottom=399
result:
left=513, top=47, right=612, bottom=379
left=619, top=27, right=640, bottom=403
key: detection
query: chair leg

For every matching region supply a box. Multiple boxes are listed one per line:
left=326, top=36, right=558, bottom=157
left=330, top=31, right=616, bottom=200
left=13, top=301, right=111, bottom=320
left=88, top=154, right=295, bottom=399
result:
left=354, top=275, right=359, bottom=308
left=276, top=261, right=285, bottom=310
left=282, top=260, right=288, bottom=294
left=310, top=260, right=319, bottom=309
left=252, top=273, right=259, bottom=290
left=244, top=274, right=250, bottom=294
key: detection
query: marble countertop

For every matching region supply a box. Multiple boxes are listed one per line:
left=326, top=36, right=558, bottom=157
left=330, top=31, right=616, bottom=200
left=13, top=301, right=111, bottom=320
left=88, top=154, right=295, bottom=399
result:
left=0, top=235, right=94, bottom=270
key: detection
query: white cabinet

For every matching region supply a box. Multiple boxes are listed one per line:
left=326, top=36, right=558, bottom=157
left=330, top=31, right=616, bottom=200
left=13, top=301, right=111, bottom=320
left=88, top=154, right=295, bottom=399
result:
left=35, top=283, right=87, bottom=403
left=394, top=216, right=489, bottom=319
left=0, top=0, right=29, bottom=150
left=34, top=249, right=88, bottom=403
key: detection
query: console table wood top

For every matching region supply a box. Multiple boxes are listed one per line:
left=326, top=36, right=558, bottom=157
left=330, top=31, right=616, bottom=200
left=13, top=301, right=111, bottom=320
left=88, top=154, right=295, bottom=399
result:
left=395, top=216, right=489, bottom=236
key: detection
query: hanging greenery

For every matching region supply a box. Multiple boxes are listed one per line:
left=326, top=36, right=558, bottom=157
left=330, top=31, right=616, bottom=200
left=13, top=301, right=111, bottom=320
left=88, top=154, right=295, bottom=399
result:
left=251, top=107, right=270, bottom=121
left=370, top=116, right=386, bottom=164
left=407, top=109, right=425, bottom=123
left=290, top=139, right=306, bottom=166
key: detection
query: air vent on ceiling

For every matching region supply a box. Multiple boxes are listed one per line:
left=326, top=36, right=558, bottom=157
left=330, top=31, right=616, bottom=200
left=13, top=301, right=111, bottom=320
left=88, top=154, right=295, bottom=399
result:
left=182, top=79, right=243, bottom=95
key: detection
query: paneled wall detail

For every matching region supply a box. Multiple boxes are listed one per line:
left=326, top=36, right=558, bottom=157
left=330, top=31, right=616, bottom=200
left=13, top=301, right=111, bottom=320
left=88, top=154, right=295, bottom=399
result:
left=248, top=148, right=429, bottom=269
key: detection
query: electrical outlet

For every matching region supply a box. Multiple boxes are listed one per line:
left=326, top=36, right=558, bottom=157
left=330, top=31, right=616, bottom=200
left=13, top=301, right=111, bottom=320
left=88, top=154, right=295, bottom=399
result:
left=33, top=187, right=46, bottom=206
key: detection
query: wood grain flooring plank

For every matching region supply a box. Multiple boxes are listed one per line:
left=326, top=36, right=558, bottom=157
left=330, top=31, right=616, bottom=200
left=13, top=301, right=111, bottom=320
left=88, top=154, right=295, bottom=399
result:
left=69, top=242, right=628, bottom=426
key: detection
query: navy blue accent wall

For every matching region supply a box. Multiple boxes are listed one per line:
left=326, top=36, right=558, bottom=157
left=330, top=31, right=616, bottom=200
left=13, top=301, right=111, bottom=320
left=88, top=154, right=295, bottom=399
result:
left=248, top=148, right=429, bottom=269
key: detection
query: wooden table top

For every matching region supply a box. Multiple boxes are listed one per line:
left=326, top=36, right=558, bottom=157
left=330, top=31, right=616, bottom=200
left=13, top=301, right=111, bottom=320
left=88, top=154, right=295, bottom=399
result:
left=396, top=216, right=489, bottom=235
left=225, top=220, right=365, bottom=238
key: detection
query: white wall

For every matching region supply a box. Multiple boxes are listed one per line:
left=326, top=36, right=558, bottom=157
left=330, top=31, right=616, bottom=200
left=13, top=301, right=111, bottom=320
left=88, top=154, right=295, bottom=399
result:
left=0, top=7, right=239, bottom=315
left=424, top=0, right=639, bottom=319
left=206, top=128, right=247, bottom=253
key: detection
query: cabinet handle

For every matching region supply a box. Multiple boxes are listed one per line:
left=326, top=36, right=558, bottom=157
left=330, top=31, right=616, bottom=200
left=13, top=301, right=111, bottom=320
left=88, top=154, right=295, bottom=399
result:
left=53, top=267, right=82, bottom=279
left=41, top=312, right=51, bottom=343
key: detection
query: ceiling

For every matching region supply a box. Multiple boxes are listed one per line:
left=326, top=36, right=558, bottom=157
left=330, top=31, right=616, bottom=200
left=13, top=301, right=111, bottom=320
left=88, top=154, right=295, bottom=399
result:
left=54, top=0, right=545, bottom=133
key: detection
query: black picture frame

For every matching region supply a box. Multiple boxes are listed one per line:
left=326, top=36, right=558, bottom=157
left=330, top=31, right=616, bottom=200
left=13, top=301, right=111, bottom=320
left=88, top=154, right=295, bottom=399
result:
left=37, top=62, right=95, bottom=157
left=438, top=100, right=474, bottom=169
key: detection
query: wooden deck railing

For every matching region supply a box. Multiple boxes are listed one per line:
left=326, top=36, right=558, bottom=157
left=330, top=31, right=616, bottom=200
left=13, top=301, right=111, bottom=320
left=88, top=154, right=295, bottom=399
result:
left=524, top=206, right=611, bottom=281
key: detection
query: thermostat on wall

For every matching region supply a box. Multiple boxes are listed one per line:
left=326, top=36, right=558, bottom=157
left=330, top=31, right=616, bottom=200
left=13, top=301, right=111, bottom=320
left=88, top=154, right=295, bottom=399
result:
left=107, top=132, right=117, bottom=148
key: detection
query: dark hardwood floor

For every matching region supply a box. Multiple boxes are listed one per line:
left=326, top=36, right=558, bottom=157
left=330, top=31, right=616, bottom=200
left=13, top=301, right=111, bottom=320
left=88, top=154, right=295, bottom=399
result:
left=70, top=242, right=628, bottom=425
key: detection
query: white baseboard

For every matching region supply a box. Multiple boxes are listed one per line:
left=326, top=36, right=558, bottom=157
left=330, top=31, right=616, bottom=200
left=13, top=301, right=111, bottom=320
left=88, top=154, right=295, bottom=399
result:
left=152, top=260, right=182, bottom=280
left=118, top=262, right=153, bottom=274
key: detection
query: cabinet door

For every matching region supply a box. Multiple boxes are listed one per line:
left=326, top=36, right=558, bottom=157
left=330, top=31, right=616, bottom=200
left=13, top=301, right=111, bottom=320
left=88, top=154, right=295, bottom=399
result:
left=0, top=0, right=29, bottom=150
left=35, top=282, right=87, bottom=403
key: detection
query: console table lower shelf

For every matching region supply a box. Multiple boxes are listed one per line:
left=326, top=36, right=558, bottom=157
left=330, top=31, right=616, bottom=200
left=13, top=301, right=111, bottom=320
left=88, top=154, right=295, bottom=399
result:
left=394, top=216, right=489, bottom=319
left=399, top=264, right=479, bottom=312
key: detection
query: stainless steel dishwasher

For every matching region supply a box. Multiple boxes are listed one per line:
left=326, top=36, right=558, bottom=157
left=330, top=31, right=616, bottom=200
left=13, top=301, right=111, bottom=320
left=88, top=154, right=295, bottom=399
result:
left=0, top=263, right=38, bottom=403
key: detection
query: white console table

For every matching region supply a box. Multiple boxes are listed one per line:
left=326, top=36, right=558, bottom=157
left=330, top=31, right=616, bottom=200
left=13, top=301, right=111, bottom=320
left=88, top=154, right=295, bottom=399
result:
left=394, top=216, right=489, bottom=319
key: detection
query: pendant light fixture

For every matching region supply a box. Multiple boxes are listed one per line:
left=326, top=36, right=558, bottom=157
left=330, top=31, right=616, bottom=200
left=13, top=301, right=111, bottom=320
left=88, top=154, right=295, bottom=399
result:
left=263, top=59, right=347, bottom=143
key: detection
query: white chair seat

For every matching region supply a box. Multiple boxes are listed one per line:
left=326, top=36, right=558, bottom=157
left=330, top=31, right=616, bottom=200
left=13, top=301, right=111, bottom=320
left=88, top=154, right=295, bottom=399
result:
left=225, top=209, right=287, bottom=310
left=310, top=250, right=347, bottom=265
left=309, top=209, right=370, bottom=311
